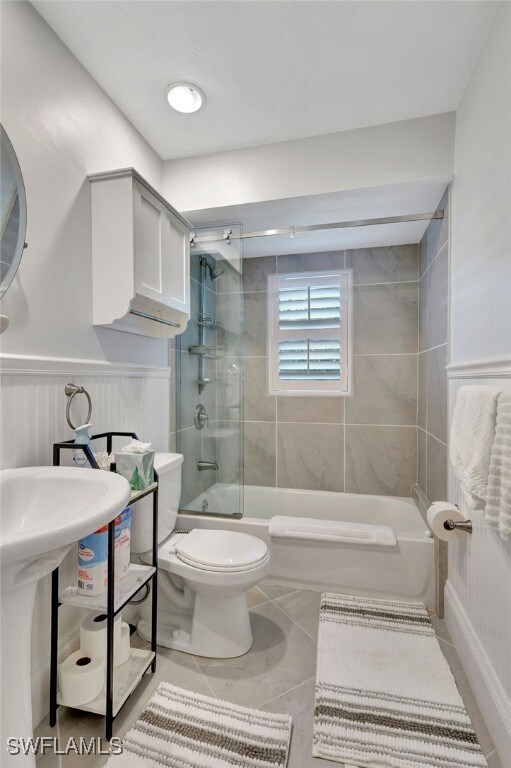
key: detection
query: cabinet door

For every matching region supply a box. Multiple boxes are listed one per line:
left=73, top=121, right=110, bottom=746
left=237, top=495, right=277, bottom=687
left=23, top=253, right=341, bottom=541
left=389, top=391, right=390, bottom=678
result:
left=133, top=181, right=166, bottom=304
left=133, top=181, right=190, bottom=315
left=161, top=206, right=190, bottom=315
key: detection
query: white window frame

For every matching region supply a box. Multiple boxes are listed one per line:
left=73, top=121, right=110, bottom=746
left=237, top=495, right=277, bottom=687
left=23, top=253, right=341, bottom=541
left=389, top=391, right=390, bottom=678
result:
left=267, top=269, right=353, bottom=396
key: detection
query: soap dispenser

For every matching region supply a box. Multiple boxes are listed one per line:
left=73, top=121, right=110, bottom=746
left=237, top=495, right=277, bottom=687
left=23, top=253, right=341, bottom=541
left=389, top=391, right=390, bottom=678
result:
left=73, top=423, right=92, bottom=468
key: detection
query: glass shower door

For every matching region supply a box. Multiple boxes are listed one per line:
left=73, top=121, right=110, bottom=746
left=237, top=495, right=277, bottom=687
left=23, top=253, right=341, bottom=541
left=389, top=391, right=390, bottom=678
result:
left=176, top=225, right=243, bottom=517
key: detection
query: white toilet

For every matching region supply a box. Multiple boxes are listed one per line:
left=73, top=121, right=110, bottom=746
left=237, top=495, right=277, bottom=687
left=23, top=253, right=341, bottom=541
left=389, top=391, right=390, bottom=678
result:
left=131, top=453, right=270, bottom=658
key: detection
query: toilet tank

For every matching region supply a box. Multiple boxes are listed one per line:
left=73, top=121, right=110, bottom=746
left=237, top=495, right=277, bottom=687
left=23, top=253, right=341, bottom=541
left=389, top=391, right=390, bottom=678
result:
left=130, top=452, right=183, bottom=554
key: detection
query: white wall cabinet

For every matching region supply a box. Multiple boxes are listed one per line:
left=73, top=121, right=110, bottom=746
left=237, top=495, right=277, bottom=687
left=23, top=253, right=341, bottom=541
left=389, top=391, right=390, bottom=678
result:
left=90, top=168, right=192, bottom=338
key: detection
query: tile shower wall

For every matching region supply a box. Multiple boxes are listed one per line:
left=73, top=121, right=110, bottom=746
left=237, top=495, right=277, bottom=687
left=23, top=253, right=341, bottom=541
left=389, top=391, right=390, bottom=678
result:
left=414, top=187, right=450, bottom=615
left=417, top=188, right=450, bottom=504
left=242, top=245, right=419, bottom=496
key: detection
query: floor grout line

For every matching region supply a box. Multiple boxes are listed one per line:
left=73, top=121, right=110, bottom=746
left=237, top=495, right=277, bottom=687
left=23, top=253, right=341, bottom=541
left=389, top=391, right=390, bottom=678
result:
left=267, top=594, right=319, bottom=644
left=261, top=675, right=317, bottom=708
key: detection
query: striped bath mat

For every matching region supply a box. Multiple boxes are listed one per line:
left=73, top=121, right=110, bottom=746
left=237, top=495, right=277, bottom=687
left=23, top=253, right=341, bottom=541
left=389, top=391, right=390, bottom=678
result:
left=313, top=593, right=487, bottom=768
left=107, top=682, right=292, bottom=767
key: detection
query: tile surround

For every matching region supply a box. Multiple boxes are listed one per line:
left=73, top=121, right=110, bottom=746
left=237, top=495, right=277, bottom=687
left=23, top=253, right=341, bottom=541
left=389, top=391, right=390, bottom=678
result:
left=345, top=425, right=417, bottom=496
left=277, top=422, right=345, bottom=492
left=243, top=245, right=420, bottom=496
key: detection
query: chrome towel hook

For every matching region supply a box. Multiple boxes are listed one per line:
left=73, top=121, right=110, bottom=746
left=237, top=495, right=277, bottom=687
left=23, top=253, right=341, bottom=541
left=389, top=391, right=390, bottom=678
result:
left=65, top=383, right=92, bottom=430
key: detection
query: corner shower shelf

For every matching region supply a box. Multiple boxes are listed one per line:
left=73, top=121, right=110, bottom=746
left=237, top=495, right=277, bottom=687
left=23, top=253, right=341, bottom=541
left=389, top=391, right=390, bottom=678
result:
left=57, top=648, right=155, bottom=717
left=50, top=431, right=159, bottom=741
left=59, top=564, right=156, bottom=614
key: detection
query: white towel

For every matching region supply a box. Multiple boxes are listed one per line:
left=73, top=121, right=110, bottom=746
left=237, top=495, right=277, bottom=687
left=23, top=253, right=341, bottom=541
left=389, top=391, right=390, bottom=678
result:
left=485, top=391, right=511, bottom=539
left=450, top=385, right=500, bottom=509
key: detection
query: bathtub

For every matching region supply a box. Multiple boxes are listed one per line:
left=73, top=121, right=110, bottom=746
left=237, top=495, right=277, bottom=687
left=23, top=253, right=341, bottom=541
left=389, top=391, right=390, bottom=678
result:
left=179, top=484, right=436, bottom=609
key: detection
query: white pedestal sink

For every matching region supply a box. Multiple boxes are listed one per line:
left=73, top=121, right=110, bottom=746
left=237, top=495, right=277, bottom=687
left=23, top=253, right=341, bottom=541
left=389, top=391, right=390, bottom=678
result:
left=0, top=467, right=131, bottom=768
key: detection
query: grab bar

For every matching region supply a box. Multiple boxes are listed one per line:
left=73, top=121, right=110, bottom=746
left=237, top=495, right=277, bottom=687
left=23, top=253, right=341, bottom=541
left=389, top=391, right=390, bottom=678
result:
left=129, top=309, right=180, bottom=328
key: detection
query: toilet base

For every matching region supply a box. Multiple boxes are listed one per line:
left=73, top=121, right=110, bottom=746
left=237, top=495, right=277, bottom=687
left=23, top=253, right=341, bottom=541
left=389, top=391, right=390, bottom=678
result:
left=138, top=592, right=254, bottom=658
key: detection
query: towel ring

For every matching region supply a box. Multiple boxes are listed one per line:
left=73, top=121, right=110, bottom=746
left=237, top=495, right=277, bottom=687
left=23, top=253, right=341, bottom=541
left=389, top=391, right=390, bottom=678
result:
left=65, top=383, right=92, bottom=430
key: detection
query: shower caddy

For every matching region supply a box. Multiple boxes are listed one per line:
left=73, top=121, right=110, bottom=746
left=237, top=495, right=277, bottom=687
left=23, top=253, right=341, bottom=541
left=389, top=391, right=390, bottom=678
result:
left=49, top=431, right=159, bottom=740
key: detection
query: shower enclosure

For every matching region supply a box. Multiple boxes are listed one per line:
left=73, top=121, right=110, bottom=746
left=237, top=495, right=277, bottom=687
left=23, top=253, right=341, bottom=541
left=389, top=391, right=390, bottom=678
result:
left=176, top=225, right=243, bottom=517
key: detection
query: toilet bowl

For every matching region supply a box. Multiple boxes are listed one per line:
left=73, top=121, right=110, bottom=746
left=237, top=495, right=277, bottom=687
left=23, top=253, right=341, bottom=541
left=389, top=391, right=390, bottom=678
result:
left=131, top=453, right=270, bottom=658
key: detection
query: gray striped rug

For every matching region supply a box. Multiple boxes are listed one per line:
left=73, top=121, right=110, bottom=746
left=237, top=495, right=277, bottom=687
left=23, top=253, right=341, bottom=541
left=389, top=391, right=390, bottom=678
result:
left=106, top=682, right=292, bottom=767
left=314, top=593, right=487, bottom=768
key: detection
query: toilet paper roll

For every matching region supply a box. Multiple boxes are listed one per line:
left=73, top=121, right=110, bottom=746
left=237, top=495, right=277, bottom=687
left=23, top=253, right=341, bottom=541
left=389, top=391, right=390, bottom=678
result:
left=427, top=502, right=466, bottom=541
left=115, top=622, right=131, bottom=667
left=58, top=651, right=104, bottom=706
left=80, top=610, right=121, bottom=659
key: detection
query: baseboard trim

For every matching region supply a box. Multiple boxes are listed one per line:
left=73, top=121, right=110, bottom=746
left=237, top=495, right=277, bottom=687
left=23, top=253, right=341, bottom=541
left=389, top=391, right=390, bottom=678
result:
left=31, top=624, right=81, bottom=728
left=0, top=353, right=171, bottom=378
left=444, top=581, right=511, bottom=767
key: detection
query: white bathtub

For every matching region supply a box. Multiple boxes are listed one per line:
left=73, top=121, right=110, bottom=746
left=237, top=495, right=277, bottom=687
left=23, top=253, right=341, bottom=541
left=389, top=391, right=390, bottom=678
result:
left=179, top=484, right=436, bottom=608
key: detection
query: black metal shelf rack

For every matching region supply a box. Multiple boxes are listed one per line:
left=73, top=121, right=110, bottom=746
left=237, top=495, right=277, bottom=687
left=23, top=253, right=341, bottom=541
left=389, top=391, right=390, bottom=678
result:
left=50, top=431, right=158, bottom=740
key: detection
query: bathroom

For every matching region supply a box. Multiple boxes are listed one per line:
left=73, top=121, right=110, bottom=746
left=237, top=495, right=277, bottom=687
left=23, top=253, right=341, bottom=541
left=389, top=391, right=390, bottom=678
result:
left=0, top=1, right=509, bottom=767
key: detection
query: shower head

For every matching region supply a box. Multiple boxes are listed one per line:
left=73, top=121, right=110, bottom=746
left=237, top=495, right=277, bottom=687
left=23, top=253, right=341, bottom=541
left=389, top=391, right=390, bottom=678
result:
left=201, top=255, right=224, bottom=282
left=208, top=264, right=224, bottom=282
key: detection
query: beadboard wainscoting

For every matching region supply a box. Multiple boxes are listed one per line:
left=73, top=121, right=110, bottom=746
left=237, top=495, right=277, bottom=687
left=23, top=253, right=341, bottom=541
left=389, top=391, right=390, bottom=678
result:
left=0, top=354, right=172, bottom=727
left=445, top=362, right=511, bottom=767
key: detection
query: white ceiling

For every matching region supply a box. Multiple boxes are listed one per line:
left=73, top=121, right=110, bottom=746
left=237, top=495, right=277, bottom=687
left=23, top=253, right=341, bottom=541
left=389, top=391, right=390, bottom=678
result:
left=187, top=179, right=449, bottom=257
left=33, top=1, right=497, bottom=160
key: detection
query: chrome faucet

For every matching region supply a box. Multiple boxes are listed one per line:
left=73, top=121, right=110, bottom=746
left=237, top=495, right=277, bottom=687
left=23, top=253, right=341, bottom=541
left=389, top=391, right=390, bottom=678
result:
left=197, top=461, right=218, bottom=472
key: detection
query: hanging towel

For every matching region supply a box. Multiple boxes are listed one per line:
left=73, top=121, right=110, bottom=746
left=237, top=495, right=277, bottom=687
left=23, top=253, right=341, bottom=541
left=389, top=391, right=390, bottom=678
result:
left=450, top=385, right=500, bottom=509
left=485, top=391, right=511, bottom=540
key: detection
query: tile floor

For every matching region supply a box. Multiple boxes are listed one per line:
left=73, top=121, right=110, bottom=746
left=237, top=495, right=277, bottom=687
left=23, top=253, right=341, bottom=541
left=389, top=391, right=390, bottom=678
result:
left=36, top=585, right=503, bottom=768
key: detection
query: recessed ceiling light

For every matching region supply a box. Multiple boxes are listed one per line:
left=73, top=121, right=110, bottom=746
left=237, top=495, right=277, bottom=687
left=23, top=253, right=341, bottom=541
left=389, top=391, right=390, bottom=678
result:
left=166, top=82, right=205, bottom=114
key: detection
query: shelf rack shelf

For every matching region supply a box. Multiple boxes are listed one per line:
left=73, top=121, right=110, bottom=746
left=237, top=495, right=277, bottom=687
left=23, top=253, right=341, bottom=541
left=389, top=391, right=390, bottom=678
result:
left=50, top=431, right=159, bottom=740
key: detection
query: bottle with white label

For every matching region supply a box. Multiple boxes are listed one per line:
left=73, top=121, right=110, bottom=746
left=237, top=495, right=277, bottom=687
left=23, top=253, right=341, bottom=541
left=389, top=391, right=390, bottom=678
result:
left=73, top=423, right=92, bottom=468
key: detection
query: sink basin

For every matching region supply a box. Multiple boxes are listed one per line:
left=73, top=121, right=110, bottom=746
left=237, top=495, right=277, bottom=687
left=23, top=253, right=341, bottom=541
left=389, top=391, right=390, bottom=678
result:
left=1, top=467, right=131, bottom=565
left=0, top=467, right=131, bottom=768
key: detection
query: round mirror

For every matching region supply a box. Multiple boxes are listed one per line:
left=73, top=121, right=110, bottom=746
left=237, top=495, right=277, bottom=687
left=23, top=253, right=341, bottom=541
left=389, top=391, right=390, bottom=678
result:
left=1, top=125, right=27, bottom=299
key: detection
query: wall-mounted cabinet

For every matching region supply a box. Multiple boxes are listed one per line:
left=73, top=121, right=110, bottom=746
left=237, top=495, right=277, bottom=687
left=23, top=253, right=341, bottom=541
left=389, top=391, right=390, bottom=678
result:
left=89, top=168, right=192, bottom=338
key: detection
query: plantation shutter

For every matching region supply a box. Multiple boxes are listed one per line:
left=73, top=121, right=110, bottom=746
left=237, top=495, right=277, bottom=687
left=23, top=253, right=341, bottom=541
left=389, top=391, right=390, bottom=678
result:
left=267, top=270, right=352, bottom=395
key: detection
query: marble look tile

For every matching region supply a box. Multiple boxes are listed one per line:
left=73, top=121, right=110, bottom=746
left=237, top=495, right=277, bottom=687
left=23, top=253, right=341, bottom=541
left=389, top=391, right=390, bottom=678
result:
left=486, top=751, right=504, bottom=768
left=243, top=291, right=267, bottom=356
left=345, top=354, right=417, bottom=426
left=177, top=277, right=201, bottom=352
left=353, top=282, right=418, bottom=354
left=243, top=356, right=275, bottom=421
left=259, top=583, right=299, bottom=600
left=277, top=250, right=344, bottom=274
left=264, top=678, right=340, bottom=768
left=345, top=425, right=417, bottom=496
left=178, top=427, right=203, bottom=506
left=215, top=421, right=243, bottom=488
left=418, top=351, right=427, bottom=430
left=426, top=344, right=448, bottom=443
left=196, top=601, right=317, bottom=708
left=345, top=244, right=418, bottom=285
left=244, top=421, right=276, bottom=486
left=419, top=273, right=428, bottom=352
left=277, top=423, right=344, bottom=492
left=428, top=188, right=449, bottom=264
left=427, top=243, right=449, bottom=349
left=427, top=434, right=447, bottom=503
left=247, top=586, right=270, bottom=608
left=419, top=228, right=429, bottom=278
left=274, top=590, right=322, bottom=640
left=438, top=638, right=496, bottom=758
left=242, top=255, right=275, bottom=292
left=418, top=427, right=427, bottom=493
left=277, top=395, right=344, bottom=424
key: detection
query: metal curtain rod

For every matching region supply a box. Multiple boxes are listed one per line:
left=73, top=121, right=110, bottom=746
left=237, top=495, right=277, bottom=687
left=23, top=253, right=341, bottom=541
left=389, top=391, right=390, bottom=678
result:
left=190, top=210, right=444, bottom=245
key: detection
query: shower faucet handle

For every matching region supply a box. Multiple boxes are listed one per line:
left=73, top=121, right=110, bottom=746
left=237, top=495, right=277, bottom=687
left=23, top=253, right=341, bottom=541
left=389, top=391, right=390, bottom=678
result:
left=194, top=404, right=209, bottom=430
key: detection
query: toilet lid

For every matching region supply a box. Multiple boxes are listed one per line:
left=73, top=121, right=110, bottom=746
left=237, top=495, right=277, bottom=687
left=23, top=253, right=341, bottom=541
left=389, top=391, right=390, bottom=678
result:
left=174, top=529, right=268, bottom=571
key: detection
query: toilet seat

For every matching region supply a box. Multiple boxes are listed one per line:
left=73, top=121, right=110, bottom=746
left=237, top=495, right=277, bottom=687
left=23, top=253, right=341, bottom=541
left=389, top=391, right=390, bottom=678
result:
left=174, top=529, right=269, bottom=572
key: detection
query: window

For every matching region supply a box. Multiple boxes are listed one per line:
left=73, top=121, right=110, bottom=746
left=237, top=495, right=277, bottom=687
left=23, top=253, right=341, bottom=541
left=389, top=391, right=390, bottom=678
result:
left=267, top=270, right=353, bottom=396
